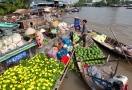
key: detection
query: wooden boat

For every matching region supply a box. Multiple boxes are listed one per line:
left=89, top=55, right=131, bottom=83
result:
left=73, top=36, right=113, bottom=90
left=16, top=17, right=44, bottom=29
left=73, top=36, right=128, bottom=90
left=91, top=30, right=132, bottom=59
left=0, top=29, right=75, bottom=90
left=126, top=7, right=132, bottom=9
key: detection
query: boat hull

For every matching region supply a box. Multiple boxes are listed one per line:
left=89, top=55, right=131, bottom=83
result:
left=91, top=30, right=132, bottom=59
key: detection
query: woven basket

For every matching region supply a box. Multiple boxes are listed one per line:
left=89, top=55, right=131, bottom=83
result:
left=50, top=20, right=59, bottom=28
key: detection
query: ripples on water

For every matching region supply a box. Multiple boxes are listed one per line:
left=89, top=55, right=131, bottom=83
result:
left=59, top=7, right=132, bottom=90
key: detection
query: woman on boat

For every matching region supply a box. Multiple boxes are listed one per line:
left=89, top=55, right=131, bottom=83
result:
left=44, top=8, right=51, bottom=23
left=11, top=16, right=16, bottom=23
left=23, top=27, right=36, bottom=43
left=73, top=19, right=88, bottom=47
left=74, top=17, right=81, bottom=31
left=35, top=30, right=44, bottom=48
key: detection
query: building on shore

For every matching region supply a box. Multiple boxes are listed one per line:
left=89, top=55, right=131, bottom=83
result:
left=30, top=0, right=68, bottom=8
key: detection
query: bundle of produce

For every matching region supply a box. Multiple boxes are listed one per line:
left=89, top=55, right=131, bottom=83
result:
left=75, top=43, right=105, bottom=65
left=89, top=32, right=97, bottom=37
left=94, top=34, right=107, bottom=43
left=0, top=53, right=65, bottom=90
left=115, top=45, right=132, bottom=56
left=2, top=36, right=12, bottom=46
left=73, top=32, right=79, bottom=42
left=0, top=33, right=26, bottom=54
left=58, top=22, right=70, bottom=34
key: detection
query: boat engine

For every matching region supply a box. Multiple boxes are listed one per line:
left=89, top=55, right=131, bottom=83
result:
left=108, top=75, right=129, bottom=90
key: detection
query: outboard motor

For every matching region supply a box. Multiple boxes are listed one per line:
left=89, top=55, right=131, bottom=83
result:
left=108, top=75, right=129, bottom=90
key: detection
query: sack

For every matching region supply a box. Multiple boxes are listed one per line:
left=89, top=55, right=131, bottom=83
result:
left=47, top=49, right=57, bottom=59
left=57, top=48, right=68, bottom=60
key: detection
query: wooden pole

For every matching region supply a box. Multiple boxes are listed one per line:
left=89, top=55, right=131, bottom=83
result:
left=113, top=58, right=120, bottom=76
left=110, top=28, right=132, bottom=69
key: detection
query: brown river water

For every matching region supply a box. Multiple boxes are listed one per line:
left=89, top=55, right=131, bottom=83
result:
left=59, top=7, right=132, bottom=90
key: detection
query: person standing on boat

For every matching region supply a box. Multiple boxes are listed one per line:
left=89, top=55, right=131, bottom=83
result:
left=74, top=17, right=81, bottom=31
left=44, top=8, right=51, bottom=23
left=73, top=19, right=88, bottom=47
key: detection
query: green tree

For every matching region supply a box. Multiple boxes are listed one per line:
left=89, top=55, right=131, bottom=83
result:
left=1, top=0, right=11, bottom=13
left=74, top=2, right=82, bottom=7
left=106, top=0, right=112, bottom=5
left=121, top=0, right=125, bottom=5
left=125, top=0, right=130, bottom=5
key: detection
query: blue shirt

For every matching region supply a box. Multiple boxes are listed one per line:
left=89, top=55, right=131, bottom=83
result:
left=74, top=20, right=80, bottom=26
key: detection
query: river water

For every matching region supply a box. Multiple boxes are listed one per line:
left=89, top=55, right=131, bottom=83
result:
left=59, top=7, right=132, bottom=90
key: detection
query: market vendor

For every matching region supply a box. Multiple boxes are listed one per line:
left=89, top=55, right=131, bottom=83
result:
left=74, top=17, right=81, bottom=31
left=11, top=16, right=16, bottom=23
left=44, top=8, right=51, bottom=23
left=73, top=19, right=88, bottom=47
left=2, top=16, right=7, bottom=22
left=23, top=27, right=36, bottom=43
left=35, top=30, right=44, bottom=48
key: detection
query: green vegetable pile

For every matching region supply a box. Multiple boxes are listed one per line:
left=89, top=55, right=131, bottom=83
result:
left=0, top=53, right=65, bottom=90
left=75, top=43, right=105, bottom=65
left=51, top=18, right=57, bottom=22
left=73, top=33, right=79, bottom=42
left=43, top=38, right=49, bottom=44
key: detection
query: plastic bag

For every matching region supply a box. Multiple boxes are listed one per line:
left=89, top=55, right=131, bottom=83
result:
left=57, top=48, right=68, bottom=60
left=47, top=49, right=57, bottom=59
left=67, top=46, right=73, bottom=52
left=125, top=49, right=132, bottom=56
left=115, top=47, right=122, bottom=53
left=62, top=38, right=72, bottom=46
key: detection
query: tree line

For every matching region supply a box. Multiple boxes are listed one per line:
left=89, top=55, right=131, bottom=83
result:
left=74, top=0, right=131, bottom=7
left=0, top=0, right=28, bottom=15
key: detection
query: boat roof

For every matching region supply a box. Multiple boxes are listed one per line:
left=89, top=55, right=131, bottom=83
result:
left=0, top=23, right=20, bottom=29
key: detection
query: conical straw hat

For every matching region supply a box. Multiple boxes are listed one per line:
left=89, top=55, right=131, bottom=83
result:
left=25, top=27, right=36, bottom=35
left=44, top=8, right=50, bottom=12
left=40, top=28, right=46, bottom=33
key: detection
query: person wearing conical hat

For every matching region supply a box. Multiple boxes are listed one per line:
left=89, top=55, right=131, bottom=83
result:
left=24, top=27, right=36, bottom=43
left=74, top=17, right=81, bottom=31
left=11, top=16, right=16, bottom=23
left=44, top=8, right=51, bottom=23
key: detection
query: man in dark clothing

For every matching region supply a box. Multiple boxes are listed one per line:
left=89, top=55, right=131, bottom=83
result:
left=73, top=19, right=88, bottom=47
